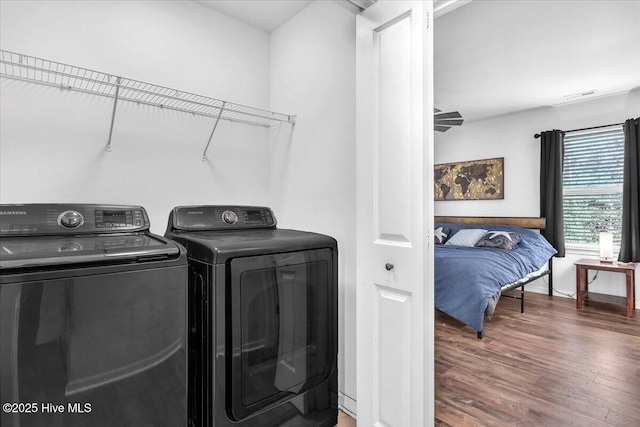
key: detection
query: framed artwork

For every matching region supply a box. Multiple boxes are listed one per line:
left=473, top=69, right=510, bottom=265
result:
left=434, top=157, right=504, bottom=201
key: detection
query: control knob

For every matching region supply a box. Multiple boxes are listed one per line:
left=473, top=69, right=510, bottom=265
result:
left=222, top=210, right=238, bottom=225
left=58, top=211, right=85, bottom=228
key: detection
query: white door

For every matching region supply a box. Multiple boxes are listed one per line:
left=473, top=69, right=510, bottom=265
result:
left=356, top=1, right=434, bottom=426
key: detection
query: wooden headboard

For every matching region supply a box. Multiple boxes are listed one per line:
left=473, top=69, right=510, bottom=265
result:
left=434, top=216, right=546, bottom=230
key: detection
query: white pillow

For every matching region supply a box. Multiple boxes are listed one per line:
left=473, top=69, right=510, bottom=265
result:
left=445, top=229, right=488, bottom=247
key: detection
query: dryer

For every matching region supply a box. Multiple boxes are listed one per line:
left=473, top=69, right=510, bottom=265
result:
left=165, top=205, right=338, bottom=427
left=0, top=204, right=187, bottom=427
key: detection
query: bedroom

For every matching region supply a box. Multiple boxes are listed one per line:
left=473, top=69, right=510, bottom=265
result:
left=434, top=0, right=640, bottom=305
left=0, top=0, right=638, bottom=426
left=434, top=0, right=639, bottom=425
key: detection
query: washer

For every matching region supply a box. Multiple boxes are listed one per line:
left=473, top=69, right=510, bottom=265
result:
left=165, top=205, right=338, bottom=427
left=0, top=204, right=187, bottom=427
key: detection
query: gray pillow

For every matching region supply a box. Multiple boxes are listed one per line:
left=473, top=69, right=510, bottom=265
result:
left=445, top=229, right=487, bottom=247
left=476, top=231, right=523, bottom=250
left=434, top=227, right=451, bottom=244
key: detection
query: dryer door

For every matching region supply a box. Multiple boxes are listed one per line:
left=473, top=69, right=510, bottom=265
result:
left=228, top=248, right=336, bottom=421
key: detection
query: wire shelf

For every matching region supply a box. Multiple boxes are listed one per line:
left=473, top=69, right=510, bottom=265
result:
left=0, top=49, right=295, bottom=128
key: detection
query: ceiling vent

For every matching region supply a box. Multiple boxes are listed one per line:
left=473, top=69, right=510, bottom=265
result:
left=563, top=90, right=597, bottom=102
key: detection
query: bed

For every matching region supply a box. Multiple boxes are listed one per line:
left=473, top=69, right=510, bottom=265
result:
left=434, top=216, right=557, bottom=339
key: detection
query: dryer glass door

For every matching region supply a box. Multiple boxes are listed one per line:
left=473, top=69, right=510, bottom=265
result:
left=228, top=248, right=335, bottom=420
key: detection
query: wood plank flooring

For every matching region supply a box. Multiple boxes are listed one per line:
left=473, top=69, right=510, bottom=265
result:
left=435, top=291, right=640, bottom=426
left=337, top=410, right=357, bottom=426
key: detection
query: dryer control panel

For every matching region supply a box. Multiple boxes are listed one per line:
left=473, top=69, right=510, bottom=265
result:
left=170, top=206, right=276, bottom=231
left=0, top=204, right=150, bottom=235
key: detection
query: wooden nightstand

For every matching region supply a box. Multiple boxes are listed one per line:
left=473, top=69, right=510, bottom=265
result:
left=574, top=258, right=637, bottom=318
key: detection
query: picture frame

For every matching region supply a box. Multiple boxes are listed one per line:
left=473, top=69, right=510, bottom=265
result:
left=434, top=157, right=504, bottom=201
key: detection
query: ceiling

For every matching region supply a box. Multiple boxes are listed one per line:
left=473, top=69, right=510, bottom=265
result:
left=193, top=1, right=640, bottom=123
left=435, top=0, right=640, bottom=123
left=194, top=0, right=314, bottom=33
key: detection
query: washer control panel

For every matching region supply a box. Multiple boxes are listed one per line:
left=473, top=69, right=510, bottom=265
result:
left=171, top=206, right=276, bottom=231
left=0, top=204, right=149, bottom=235
left=94, top=208, right=145, bottom=229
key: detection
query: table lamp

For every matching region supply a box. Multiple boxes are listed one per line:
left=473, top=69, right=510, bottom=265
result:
left=599, top=231, right=614, bottom=263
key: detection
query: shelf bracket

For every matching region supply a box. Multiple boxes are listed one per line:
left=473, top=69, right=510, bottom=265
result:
left=105, top=76, right=122, bottom=152
left=202, top=101, right=226, bottom=161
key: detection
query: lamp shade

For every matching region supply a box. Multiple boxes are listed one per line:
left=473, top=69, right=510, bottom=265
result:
left=599, top=231, right=614, bottom=261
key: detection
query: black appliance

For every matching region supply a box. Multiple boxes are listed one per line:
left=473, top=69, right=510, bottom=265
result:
left=0, top=204, right=187, bottom=427
left=165, top=205, right=338, bottom=427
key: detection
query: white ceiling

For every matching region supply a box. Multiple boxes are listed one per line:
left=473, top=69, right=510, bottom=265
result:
left=435, top=0, right=640, bottom=123
left=192, top=0, right=640, bottom=123
left=194, top=0, right=314, bottom=33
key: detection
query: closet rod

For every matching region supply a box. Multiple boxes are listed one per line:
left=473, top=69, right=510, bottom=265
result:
left=534, top=122, right=623, bottom=139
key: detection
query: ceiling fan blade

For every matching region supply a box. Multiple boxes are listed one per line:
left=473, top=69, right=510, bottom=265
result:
left=435, top=118, right=464, bottom=126
left=434, top=111, right=462, bottom=119
left=434, top=108, right=463, bottom=132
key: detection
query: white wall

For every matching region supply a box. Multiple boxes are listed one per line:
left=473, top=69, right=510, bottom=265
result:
left=269, top=1, right=357, bottom=416
left=1, top=0, right=359, bottom=414
left=434, top=90, right=640, bottom=305
left=0, top=0, right=273, bottom=234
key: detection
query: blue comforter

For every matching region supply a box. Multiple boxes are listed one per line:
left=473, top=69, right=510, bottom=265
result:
left=435, top=223, right=557, bottom=332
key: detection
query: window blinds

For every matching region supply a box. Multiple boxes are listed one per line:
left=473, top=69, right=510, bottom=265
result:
left=563, top=126, right=624, bottom=246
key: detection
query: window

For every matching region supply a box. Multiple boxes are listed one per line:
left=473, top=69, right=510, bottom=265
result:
left=563, top=125, right=624, bottom=248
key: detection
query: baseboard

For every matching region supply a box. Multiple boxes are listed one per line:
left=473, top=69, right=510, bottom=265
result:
left=525, top=282, right=549, bottom=295
left=526, top=278, right=574, bottom=299
left=338, top=392, right=356, bottom=419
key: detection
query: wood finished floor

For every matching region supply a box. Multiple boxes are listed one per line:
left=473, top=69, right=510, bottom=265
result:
left=435, top=291, right=640, bottom=426
left=338, top=410, right=357, bottom=426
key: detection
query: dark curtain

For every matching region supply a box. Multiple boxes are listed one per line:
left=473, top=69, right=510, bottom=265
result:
left=539, top=129, right=565, bottom=257
left=618, top=118, right=640, bottom=262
